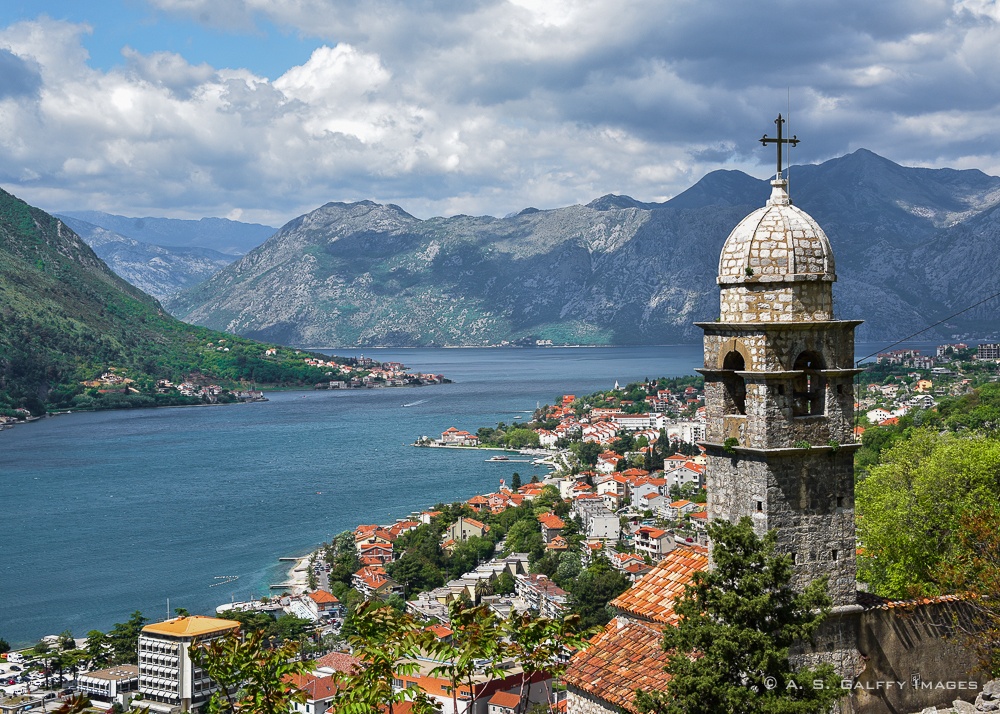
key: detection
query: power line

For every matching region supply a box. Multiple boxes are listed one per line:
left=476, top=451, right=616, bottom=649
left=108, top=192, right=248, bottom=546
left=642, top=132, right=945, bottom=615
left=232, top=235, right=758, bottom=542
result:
left=855, top=287, right=1000, bottom=367
left=852, top=287, right=1000, bottom=437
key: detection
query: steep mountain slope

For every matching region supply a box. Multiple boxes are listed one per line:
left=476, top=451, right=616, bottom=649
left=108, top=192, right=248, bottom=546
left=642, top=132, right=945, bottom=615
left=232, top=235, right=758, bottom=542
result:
left=169, top=151, right=1000, bottom=347
left=56, top=215, right=234, bottom=301
left=57, top=211, right=275, bottom=256
left=915, top=200, right=1000, bottom=332
left=0, top=189, right=339, bottom=414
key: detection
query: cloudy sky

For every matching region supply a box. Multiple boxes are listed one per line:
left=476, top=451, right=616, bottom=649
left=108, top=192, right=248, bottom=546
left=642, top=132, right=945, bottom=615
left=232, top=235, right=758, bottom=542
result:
left=2, top=0, right=999, bottom=226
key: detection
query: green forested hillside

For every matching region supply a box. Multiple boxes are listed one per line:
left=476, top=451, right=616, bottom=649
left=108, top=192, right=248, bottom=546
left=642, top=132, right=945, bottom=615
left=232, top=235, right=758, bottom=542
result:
left=0, top=187, right=335, bottom=415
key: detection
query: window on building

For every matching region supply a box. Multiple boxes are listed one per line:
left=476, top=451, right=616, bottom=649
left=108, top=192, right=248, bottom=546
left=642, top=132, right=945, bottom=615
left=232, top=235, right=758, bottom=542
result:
left=792, top=351, right=826, bottom=416
left=721, top=350, right=747, bottom=415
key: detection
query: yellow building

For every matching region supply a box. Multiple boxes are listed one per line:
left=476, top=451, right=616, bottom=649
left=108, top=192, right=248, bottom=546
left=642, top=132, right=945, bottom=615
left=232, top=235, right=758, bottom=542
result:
left=137, top=615, right=239, bottom=713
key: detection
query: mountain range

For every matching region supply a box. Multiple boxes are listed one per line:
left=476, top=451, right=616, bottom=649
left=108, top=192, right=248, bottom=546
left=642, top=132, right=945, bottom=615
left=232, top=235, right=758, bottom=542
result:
left=56, top=215, right=236, bottom=302
left=56, top=211, right=275, bottom=256
left=0, top=190, right=327, bottom=413
left=166, top=150, right=1000, bottom=346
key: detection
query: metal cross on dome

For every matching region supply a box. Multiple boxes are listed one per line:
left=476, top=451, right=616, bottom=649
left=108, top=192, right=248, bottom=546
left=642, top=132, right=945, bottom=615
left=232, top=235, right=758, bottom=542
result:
left=759, top=113, right=799, bottom=179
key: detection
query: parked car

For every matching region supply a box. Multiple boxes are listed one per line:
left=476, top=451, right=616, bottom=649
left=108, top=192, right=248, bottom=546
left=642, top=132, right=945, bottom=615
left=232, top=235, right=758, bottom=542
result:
left=9, top=665, right=20, bottom=672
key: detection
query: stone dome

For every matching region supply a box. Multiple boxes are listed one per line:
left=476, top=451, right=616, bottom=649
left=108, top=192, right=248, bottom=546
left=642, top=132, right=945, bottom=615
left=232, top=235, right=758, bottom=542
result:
left=717, top=178, right=835, bottom=286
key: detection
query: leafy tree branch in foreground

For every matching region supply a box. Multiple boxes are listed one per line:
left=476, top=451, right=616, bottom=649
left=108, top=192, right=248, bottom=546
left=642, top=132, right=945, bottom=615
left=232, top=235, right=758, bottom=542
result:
left=188, top=629, right=313, bottom=714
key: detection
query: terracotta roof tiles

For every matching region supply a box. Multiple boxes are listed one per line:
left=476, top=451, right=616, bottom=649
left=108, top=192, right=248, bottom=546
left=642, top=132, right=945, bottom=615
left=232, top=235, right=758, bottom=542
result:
left=314, top=651, right=362, bottom=673
left=563, top=618, right=669, bottom=713
left=538, top=512, right=566, bottom=529
left=488, top=691, right=523, bottom=709
left=856, top=591, right=968, bottom=611
left=284, top=673, right=338, bottom=701
left=610, top=545, right=708, bottom=625
left=308, top=590, right=339, bottom=604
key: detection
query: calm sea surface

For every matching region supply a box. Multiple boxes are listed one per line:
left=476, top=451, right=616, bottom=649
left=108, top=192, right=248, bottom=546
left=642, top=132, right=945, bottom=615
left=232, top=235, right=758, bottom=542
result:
left=0, top=346, right=703, bottom=646
left=0, top=342, right=935, bottom=646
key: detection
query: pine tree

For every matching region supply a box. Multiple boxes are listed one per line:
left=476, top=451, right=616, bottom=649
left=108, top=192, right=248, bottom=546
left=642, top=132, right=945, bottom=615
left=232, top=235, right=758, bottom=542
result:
left=637, top=518, right=841, bottom=714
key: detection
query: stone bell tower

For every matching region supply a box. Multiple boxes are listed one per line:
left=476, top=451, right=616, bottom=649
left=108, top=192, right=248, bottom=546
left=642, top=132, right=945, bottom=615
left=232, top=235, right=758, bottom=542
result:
left=697, top=116, right=862, bottom=607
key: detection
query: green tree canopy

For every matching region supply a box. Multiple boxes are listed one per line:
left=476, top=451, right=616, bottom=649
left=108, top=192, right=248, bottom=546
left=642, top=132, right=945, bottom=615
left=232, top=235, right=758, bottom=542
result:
left=189, top=629, right=313, bottom=714
left=505, top=428, right=540, bottom=449
left=571, top=441, right=602, bottom=467
left=939, top=502, right=1000, bottom=676
left=107, top=611, right=147, bottom=664
left=567, top=558, right=630, bottom=629
left=856, top=429, right=1000, bottom=598
left=504, top=519, right=544, bottom=560
left=84, top=630, right=110, bottom=668
left=330, top=602, right=438, bottom=714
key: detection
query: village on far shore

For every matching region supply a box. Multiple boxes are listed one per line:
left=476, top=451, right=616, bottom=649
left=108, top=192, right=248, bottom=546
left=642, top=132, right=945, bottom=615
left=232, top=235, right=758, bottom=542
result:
left=0, top=348, right=448, bottom=431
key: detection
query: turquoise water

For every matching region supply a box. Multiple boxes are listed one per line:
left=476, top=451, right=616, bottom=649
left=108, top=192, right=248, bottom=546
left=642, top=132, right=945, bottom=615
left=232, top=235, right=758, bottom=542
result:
left=0, top=346, right=703, bottom=646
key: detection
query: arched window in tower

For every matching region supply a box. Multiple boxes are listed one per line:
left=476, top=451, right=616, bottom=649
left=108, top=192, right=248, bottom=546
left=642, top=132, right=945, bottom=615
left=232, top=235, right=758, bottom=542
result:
left=721, top=350, right=747, bottom=415
left=792, top=350, right=826, bottom=416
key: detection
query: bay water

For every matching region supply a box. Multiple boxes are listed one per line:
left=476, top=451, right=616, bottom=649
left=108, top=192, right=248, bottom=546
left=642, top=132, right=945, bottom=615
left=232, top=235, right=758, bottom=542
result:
left=0, top=341, right=935, bottom=646
left=0, top=346, right=702, bottom=647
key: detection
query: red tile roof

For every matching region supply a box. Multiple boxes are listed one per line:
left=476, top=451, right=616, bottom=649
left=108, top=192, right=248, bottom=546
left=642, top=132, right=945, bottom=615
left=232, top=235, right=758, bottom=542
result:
left=488, top=691, right=523, bottom=710
left=635, top=526, right=668, bottom=539
left=538, top=512, right=566, bottom=529
left=856, top=591, right=968, bottom=611
left=610, top=545, right=708, bottom=625
left=425, top=624, right=454, bottom=639
left=547, top=536, right=570, bottom=550
left=563, top=618, right=669, bottom=713
left=308, top=590, right=339, bottom=604
left=284, top=673, right=338, bottom=701
left=314, top=651, right=362, bottom=673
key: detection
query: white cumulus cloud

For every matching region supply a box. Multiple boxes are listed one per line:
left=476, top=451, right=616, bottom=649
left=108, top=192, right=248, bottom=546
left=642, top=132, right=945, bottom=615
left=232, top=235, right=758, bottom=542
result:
left=2, top=1, right=1000, bottom=224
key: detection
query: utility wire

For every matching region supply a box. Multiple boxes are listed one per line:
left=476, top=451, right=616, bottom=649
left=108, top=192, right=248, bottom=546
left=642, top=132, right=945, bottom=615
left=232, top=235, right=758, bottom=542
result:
left=854, top=287, right=1000, bottom=367
left=852, top=287, right=1000, bottom=440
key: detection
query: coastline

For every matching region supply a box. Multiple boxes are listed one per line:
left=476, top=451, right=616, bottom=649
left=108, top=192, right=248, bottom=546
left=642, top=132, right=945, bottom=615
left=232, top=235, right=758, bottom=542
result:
left=271, top=553, right=313, bottom=595
left=0, top=378, right=447, bottom=436
left=6, top=345, right=687, bottom=647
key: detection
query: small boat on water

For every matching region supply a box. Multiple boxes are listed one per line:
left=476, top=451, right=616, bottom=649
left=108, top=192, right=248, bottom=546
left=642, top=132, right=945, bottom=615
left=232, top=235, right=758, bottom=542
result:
left=487, top=455, right=511, bottom=462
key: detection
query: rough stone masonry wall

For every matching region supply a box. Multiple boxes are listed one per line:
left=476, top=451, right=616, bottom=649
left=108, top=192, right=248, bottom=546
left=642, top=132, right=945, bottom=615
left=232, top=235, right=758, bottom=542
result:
left=705, top=449, right=857, bottom=608
left=792, top=602, right=987, bottom=714
left=701, top=326, right=857, bottom=449
left=720, top=282, right=834, bottom=323
left=566, top=687, right=622, bottom=714
left=702, top=325, right=857, bottom=374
